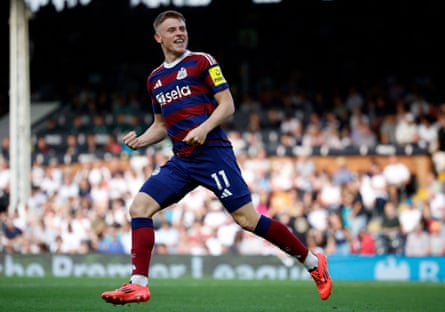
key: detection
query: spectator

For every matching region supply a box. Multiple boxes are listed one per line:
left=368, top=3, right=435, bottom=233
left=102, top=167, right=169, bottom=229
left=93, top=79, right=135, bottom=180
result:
left=263, top=109, right=282, bottom=130
left=341, top=188, right=367, bottom=239
left=27, top=185, right=47, bottom=215
left=350, top=121, right=377, bottom=148
left=368, top=94, right=389, bottom=133
left=64, top=134, right=83, bottom=161
left=71, top=208, right=91, bottom=244
left=24, top=215, right=49, bottom=253
left=395, top=113, right=418, bottom=146
left=97, top=224, right=126, bottom=254
left=246, top=111, right=261, bottom=133
left=228, top=130, right=246, bottom=156
left=302, top=124, right=326, bottom=148
left=294, top=152, right=316, bottom=196
left=77, top=177, right=92, bottom=199
left=239, top=94, right=261, bottom=113
left=368, top=160, right=388, bottom=217
left=2, top=216, right=24, bottom=253
left=351, top=227, right=376, bottom=255
left=326, top=212, right=351, bottom=256
left=416, top=115, right=437, bottom=149
left=319, top=174, right=342, bottom=212
left=85, top=133, right=99, bottom=154
left=349, top=107, right=370, bottom=134
left=429, top=220, right=445, bottom=256
left=409, top=92, right=430, bottom=119
left=37, top=118, right=62, bottom=136
left=307, top=201, right=329, bottom=232
left=120, top=219, right=132, bottom=254
left=155, top=220, right=180, bottom=254
left=68, top=115, right=88, bottom=135
left=57, top=173, right=79, bottom=204
left=281, top=112, right=302, bottom=137
left=332, top=94, right=348, bottom=124
left=324, top=125, right=343, bottom=149
left=35, top=137, right=54, bottom=155
left=376, top=201, right=404, bottom=254
left=238, top=231, right=273, bottom=255
left=379, top=113, right=398, bottom=145
left=332, top=157, right=354, bottom=186
left=59, top=223, right=83, bottom=254
left=307, top=227, right=328, bottom=253
left=345, top=85, right=364, bottom=113
left=428, top=184, right=445, bottom=222
left=339, top=127, right=352, bottom=148
left=404, top=223, right=430, bottom=256
left=283, top=200, right=310, bottom=246
left=1, top=136, right=9, bottom=160
left=31, top=159, right=45, bottom=188
left=432, top=112, right=445, bottom=175
left=253, top=188, right=271, bottom=216
left=40, top=166, right=62, bottom=197
left=399, top=201, right=423, bottom=235
left=92, top=115, right=109, bottom=134
left=202, top=199, right=228, bottom=230
left=205, top=228, right=225, bottom=256
left=383, top=155, right=411, bottom=204
left=50, top=235, right=65, bottom=253
left=108, top=170, right=128, bottom=201
left=0, top=159, right=10, bottom=213
left=104, top=135, right=123, bottom=155
left=217, top=215, right=241, bottom=254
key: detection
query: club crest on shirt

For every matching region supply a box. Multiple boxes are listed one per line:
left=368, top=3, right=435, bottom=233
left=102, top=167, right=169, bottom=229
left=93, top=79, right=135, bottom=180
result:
left=176, top=67, right=188, bottom=80
left=209, top=65, right=226, bottom=86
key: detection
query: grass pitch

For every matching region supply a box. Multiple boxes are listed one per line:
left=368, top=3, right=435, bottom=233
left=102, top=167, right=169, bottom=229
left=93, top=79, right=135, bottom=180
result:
left=1, top=277, right=444, bottom=312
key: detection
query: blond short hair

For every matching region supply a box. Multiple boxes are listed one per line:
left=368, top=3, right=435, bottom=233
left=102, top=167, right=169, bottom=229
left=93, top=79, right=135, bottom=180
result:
left=153, top=10, right=185, bottom=32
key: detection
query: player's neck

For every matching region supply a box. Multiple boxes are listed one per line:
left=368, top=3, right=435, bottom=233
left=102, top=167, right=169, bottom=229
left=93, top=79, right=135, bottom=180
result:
left=164, top=50, right=190, bottom=67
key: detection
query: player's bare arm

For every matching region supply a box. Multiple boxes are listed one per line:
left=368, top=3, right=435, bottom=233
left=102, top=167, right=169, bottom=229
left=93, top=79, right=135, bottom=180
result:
left=123, top=113, right=167, bottom=150
left=183, top=89, right=235, bottom=145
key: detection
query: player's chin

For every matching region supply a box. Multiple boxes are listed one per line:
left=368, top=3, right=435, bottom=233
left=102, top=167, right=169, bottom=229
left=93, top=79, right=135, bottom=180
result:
left=175, top=48, right=187, bottom=55
left=173, top=44, right=187, bottom=52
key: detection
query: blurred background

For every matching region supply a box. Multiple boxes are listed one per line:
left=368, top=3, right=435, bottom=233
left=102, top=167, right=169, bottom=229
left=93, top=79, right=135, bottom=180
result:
left=1, top=0, right=443, bottom=109
left=1, top=0, right=445, bottom=281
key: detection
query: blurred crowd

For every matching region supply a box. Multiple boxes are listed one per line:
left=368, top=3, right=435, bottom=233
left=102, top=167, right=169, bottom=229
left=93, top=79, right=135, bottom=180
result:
left=1, top=74, right=445, bottom=259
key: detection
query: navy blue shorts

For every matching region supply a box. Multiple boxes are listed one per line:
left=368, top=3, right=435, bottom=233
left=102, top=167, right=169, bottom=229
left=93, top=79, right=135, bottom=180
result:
left=139, top=147, right=252, bottom=213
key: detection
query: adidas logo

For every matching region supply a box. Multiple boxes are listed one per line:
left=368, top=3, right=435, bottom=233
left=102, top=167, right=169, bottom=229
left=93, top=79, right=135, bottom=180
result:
left=220, top=188, right=232, bottom=199
left=154, top=80, right=162, bottom=89
left=176, top=67, right=188, bottom=80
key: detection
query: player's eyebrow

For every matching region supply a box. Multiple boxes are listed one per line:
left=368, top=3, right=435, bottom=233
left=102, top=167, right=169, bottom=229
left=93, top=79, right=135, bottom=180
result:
left=166, top=25, right=186, bottom=33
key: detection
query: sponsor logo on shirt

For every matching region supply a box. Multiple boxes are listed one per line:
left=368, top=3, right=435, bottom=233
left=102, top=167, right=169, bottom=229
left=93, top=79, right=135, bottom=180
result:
left=156, top=85, right=192, bottom=105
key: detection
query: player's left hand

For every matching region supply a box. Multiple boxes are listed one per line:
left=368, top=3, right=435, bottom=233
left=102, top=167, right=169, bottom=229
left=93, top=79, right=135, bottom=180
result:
left=183, top=126, right=207, bottom=145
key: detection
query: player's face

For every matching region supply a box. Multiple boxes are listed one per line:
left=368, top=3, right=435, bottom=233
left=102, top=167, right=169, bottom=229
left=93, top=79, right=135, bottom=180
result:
left=155, top=17, right=188, bottom=61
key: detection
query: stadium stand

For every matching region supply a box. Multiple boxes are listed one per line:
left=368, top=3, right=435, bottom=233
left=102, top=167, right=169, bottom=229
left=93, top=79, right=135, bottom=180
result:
left=1, top=73, right=445, bottom=257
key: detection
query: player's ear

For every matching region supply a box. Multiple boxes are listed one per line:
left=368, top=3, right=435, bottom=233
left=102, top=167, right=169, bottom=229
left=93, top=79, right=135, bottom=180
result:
left=154, top=33, right=162, bottom=43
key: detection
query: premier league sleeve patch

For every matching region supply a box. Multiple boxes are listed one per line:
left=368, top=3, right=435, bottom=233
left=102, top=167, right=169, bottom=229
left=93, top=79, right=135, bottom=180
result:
left=208, top=65, right=227, bottom=87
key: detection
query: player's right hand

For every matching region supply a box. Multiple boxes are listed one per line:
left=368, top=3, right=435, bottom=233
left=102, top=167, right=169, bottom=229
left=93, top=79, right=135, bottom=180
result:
left=122, top=131, right=139, bottom=150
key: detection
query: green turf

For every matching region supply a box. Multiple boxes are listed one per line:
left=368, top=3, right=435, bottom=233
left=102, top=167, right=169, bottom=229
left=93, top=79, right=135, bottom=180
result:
left=0, top=277, right=444, bottom=311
